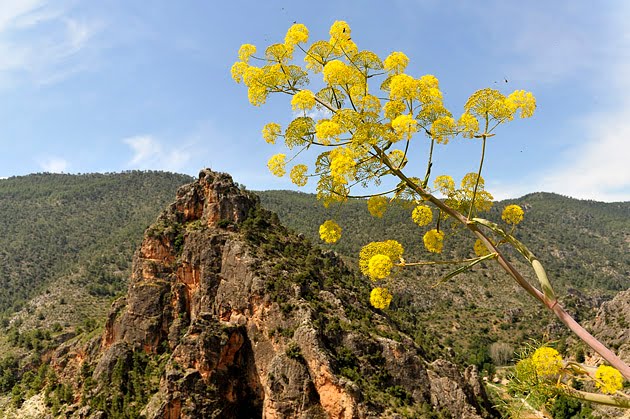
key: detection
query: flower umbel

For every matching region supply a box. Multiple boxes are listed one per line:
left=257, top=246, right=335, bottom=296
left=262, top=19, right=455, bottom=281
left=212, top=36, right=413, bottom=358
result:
left=370, top=287, right=393, bottom=309
left=367, top=196, right=388, bottom=218
left=262, top=122, right=281, bottom=144
left=412, top=205, right=433, bottom=227
left=502, top=204, right=524, bottom=225
left=595, top=365, right=623, bottom=395
left=423, top=229, right=444, bottom=253
left=267, top=153, right=286, bottom=177
left=368, top=254, right=393, bottom=280
left=290, top=164, right=308, bottom=187
left=319, top=220, right=342, bottom=243
left=531, top=347, right=563, bottom=377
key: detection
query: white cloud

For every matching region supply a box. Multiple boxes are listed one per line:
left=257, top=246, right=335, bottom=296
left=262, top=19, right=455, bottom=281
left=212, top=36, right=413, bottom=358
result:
left=0, top=1, right=102, bottom=86
left=40, top=157, right=68, bottom=173
left=124, top=135, right=192, bottom=172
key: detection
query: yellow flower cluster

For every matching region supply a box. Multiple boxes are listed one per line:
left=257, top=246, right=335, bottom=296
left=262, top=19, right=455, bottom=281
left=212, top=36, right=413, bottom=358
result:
left=431, top=116, right=457, bottom=144
left=391, top=114, right=418, bottom=141
left=319, top=220, right=342, bottom=243
left=594, top=365, right=624, bottom=395
left=328, top=20, right=357, bottom=55
left=368, top=254, right=393, bottom=280
left=464, top=88, right=536, bottom=122
left=423, top=229, right=444, bottom=253
left=506, top=90, right=536, bottom=118
left=329, top=147, right=356, bottom=184
left=323, top=60, right=361, bottom=87
left=434, top=175, right=455, bottom=195
left=388, top=149, right=407, bottom=169
left=359, top=240, right=404, bottom=277
left=502, top=204, right=524, bottom=225
left=285, top=117, right=313, bottom=149
left=412, top=205, right=433, bottom=226
left=389, top=74, right=418, bottom=101
left=531, top=347, right=563, bottom=377
left=473, top=239, right=491, bottom=257
left=458, top=113, right=479, bottom=139
left=315, top=119, right=342, bottom=143
left=262, top=122, right=281, bottom=144
left=291, top=89, right=316, bottom=111
left=384, top=100, right=406, bottom=120
left=290, top=164, right=308, bottom=187
left=285, top=23, right=309, bottom=48
left=267, top=153, right=286, bottom=177
left=370, top=287, right=393, bottom=309
left=383, top=51, right=409, bottom=74
left=367, top=196, right=388, bottom=218
left=238, top=44, right=256, bottom=63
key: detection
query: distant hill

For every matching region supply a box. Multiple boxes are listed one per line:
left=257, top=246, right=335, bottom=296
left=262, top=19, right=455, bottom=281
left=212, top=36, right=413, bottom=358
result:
left=0, top=172, right=193, bottom=323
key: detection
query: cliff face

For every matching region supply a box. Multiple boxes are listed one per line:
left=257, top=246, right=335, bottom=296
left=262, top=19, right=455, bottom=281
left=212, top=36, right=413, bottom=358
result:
left=55, top=169, right=496, bottom=418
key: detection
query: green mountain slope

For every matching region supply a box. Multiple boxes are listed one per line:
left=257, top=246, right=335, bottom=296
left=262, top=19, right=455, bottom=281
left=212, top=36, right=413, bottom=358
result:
left=259, top=190, right=630, bottom=365
left=0, top=172, right=193, bottom=320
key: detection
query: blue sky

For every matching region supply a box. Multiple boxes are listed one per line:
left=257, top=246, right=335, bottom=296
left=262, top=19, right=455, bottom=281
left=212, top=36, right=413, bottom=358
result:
left=0, top=0, right=628, bottom=202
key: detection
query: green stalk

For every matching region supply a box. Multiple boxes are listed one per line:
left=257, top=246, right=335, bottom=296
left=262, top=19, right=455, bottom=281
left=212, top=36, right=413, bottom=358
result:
left=468, top=134, right=486, bottom=220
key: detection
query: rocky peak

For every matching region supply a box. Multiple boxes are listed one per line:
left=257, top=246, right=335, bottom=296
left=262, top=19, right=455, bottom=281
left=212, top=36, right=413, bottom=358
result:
left=50, top=169, right=497, bottom=418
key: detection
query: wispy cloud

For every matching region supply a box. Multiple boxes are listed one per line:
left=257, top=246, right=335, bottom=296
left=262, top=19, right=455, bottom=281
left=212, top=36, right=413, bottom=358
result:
left=124, top=135, right=192, bottom=172
left=0, top=0, right=102, bottom=87
left=40, top=156, right=68, bottom=173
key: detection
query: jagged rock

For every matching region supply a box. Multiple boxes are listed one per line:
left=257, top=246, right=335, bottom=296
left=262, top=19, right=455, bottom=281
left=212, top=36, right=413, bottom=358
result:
left=50, top=169, right=496, bottom=418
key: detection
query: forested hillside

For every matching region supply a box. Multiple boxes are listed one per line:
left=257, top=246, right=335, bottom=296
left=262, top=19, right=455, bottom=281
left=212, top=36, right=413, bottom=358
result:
left=0, top=172, right=193, bottom=320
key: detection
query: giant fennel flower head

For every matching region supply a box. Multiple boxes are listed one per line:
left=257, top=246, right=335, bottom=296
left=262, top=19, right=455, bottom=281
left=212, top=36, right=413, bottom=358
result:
left=319, top=220, right=342, bottom=243
left=370, top=287, right=393, bottom=309
left=531, top=347, right=563, bottom=377
left=594, top=365, right=623, bottom=394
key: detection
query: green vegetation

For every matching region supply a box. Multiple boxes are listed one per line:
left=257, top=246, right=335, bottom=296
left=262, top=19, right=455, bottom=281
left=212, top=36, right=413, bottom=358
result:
left=0, top=171, right=192, bottom=323
left=259, top=190, right=630, bottom=366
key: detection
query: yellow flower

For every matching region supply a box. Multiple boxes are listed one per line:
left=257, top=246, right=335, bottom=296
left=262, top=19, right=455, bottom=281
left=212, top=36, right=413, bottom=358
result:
left=267, top=154, right=286, bottom=177
left=594, top=365, right=624, bottom=395
left=230, top=61, right=248, bottom=83
left=290, top=164, right=308, bottom=187
left=531, top=347, right=563, bottom=377
left=502, top=204, right=524, bottom=225
left=506, top=90, right=536, bottom=118
left=383, top=51, right=409, bottom=74
left=423, top=229, right=444, bottom=253
left=434, top=175, right=455, bottom=195
left=464, top=88, right=514, bottom=121
left=329, top=147, right=356, bottom=184
left=262, top=122, right=281, bottom=144
left=315, top=119, right=342, bottom=144
left=473, top=239, right=491, bottom=257
left=323, top=60, right=359, bottom=86
left=370, top=287, right=393, bottom=309
left=388, top=149, right=407, bottom=169
left=238, top=44, right=256, bottom=63
left=329, top=20, right=351, bottom=43
left=285, top=23, right=309, bottom=47
left=285, top=117, right=314, bottom=149
left=319, top=220, right=342, bottom=243
left=384, top=100, right=406, bottom=120
left=367, top=196, right=388, bottom=218
left=431, top=116, right=456, bottom=144
left=359, top=240, right=404, bottom=277
left=291, top=89, right=316, bottom=111
left=412, top=205, right=433, bottom=227
left=391, top=114, right=418, bottom=141
left=389, top=74, right=419, bottom=101
left=368, top=254, right=393, bottom=280
left=458, top=112, right=479, bottom=139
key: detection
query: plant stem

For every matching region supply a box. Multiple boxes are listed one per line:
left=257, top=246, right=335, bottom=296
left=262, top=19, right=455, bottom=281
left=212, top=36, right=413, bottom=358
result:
left=468, top=134, right=487, bottom=220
